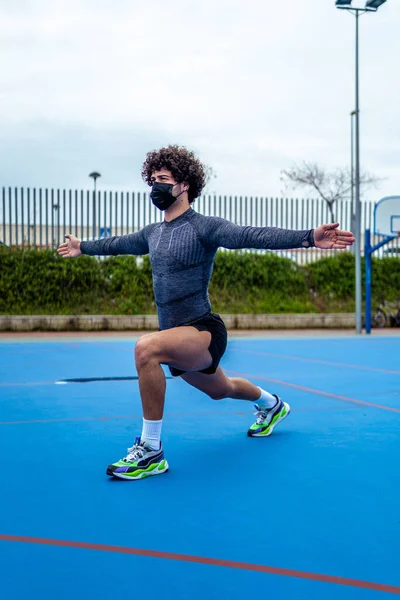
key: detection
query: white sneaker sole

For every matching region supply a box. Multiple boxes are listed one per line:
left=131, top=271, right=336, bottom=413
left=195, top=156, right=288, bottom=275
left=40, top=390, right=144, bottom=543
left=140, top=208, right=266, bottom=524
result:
left=249, top=402, right=291, bottom=437
left=111, top=460, right=169, bottom=480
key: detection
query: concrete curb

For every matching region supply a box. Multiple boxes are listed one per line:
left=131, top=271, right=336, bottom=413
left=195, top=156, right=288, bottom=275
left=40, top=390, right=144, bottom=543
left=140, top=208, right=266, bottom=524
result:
left=0, top=314, right=356, bottom=332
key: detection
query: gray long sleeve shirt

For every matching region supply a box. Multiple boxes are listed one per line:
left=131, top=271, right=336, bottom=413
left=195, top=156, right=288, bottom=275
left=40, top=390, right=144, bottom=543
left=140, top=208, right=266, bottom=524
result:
left=80, top=207, right=315, bottom=330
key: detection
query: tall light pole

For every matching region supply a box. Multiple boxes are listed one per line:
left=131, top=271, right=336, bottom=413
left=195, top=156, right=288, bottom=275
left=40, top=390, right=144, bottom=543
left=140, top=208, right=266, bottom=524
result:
left=335, top=0, right=388, bottom=334
left=350, top=109, right=356, bottom=250
left=89, top=171, right=101, bottom=239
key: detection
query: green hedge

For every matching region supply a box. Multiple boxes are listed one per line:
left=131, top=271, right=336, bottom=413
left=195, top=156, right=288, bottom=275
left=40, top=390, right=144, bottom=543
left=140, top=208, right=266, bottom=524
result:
left=1, top=247, right=399, bottom=315
left=306, top=252, right=400, bottom=309
left=209, top=252, right=313, bottom=313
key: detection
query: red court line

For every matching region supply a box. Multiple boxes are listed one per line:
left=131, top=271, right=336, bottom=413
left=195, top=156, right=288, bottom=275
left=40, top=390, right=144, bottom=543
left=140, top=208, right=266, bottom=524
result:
left=0, top=377, right=141, bottom=387
left=226, top=369, right=400, bottom=414
left=230, top=348, right=400, bottom=375
left=0, top=412, right=245, bottom=425
left=0, top=415, right=141, bottom=425
left=0, top=406, right=358, bottom=426
left=92, top=341, right=134, bottom=353
left=0, top=534, right=399, bottom=595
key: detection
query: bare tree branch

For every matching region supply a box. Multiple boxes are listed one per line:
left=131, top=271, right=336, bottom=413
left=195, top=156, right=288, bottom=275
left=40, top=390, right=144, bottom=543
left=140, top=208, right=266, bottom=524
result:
left=280, top=161, right=383, bottom=221
left=203, top=164, right=218, bottom=194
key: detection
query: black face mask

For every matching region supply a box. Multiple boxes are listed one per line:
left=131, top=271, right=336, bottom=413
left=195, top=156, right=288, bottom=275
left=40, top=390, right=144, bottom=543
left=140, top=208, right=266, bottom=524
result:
left=150, top=182, right=177, bottom=211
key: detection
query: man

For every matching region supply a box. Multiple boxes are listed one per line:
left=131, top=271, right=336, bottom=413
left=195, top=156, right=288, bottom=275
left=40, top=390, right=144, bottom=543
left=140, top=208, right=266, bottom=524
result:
left=57, top=145, right=355, bottom=480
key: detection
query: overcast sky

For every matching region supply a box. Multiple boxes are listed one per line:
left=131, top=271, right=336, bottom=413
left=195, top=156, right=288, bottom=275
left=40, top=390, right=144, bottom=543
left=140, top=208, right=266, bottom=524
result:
left=0, top=0, right=398, bottom=201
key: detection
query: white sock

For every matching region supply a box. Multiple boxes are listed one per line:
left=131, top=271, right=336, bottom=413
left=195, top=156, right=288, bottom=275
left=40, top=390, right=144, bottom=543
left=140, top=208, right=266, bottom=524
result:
left=256, top=387, right=279, bottom=409
left=141, top=418, right=163, bottom=450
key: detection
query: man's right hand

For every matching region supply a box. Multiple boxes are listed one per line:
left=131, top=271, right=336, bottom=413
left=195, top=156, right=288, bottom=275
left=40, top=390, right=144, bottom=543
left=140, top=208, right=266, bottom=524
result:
left=57, top=234, right=82, bottom=258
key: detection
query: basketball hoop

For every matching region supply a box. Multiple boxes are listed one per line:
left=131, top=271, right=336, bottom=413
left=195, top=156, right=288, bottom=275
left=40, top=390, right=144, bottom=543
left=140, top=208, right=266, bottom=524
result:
left=374, top=196, right=400, bottom=237
left=366, top=196, right=400, bottom=335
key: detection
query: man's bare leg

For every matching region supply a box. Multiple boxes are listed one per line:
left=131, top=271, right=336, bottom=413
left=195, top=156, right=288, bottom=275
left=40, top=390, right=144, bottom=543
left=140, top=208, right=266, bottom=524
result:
left=134, top=326, right=213, bottom=419
left=107, top=326, right=214, bottom=479
left=181, top=367, right=264, bottom=401
left=181, top=367, right=290, bottom=438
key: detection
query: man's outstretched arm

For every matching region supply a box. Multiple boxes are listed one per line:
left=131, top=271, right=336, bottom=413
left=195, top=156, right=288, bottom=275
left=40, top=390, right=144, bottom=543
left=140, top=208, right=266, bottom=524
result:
left=57, top=226, right=153, bottom=258
left=202, top=217, right=354, bottom=251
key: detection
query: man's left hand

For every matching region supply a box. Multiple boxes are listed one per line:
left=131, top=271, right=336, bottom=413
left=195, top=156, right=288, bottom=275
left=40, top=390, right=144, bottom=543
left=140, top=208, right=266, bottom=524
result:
left=313, top=223, right=355, bottom=249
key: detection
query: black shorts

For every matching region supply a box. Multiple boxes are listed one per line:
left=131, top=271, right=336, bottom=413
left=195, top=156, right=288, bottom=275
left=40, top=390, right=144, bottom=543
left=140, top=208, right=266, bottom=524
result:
left=169, top=313, right=228, bottom=377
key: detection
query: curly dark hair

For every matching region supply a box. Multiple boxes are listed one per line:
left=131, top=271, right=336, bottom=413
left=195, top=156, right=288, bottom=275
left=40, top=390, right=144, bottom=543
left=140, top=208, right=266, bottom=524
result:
left=141, top=145, right=207, bottom=203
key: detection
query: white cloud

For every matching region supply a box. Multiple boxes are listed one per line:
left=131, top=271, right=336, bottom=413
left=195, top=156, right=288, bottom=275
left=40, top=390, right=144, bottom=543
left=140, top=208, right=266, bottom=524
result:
left=0, top=0, right=399, bottom=201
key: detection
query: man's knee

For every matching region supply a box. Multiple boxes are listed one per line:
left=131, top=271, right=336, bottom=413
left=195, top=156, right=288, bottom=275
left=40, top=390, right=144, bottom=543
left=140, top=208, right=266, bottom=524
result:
left=135, top=335, right=160, bottom=369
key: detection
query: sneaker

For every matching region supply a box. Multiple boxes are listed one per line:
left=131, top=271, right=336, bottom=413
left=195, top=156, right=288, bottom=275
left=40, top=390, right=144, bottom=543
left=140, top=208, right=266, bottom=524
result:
left=247, top=395, right=290, bottom=437
left=106, top=437, right=169, bottom=480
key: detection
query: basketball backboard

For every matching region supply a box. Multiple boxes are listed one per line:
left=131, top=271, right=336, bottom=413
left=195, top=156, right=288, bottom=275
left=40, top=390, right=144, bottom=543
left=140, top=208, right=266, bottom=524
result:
left=373, top=196, right=400, bottom=237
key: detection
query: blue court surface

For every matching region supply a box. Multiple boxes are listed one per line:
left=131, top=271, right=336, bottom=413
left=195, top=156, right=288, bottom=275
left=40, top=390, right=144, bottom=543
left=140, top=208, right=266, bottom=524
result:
left=1, top=332, right=399, bottom=599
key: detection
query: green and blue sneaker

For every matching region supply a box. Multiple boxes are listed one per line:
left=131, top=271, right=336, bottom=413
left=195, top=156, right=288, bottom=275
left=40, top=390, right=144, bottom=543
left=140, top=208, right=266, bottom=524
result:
left=247, top=395, right=290, bottom=437
left=106, top=437, right=169, bottom=480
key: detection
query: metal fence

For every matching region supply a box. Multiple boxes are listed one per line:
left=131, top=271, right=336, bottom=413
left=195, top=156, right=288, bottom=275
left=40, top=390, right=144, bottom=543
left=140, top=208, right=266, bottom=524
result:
left=1, top=187, right=399, bottom=264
